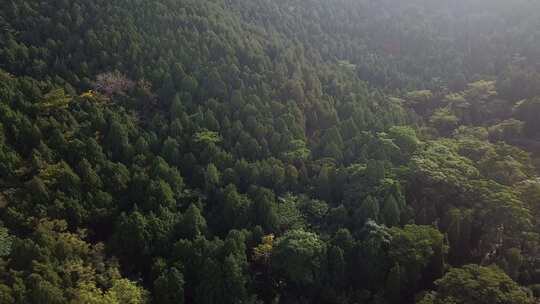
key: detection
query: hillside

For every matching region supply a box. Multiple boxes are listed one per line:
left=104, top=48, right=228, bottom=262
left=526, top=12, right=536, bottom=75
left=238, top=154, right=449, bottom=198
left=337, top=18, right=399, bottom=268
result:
left=1, top=0, right=540, bottom=303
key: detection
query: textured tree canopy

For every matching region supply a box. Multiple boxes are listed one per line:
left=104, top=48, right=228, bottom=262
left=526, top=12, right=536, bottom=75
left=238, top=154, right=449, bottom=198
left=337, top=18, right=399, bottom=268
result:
left=0, top=0, right=540, bottom=303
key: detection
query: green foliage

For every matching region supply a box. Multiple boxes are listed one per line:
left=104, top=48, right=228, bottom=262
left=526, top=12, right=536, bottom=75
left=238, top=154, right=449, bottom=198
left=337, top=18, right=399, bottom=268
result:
left=430, top=108, right=459, bottom=136
left=0, top=0, right=540, bottom=303
left=417, top=265, right=533, bottom=304
left=276, top=194, right=307, bottom=231
left=107, top=279, right=147, bottom=304
left=180, top=204, right=207, bottom=239
left=354, top=195, right=380, bottom=227
left=194, top=130, right=222, bottom=145
left=221, top=184, right=252, bottom=230
left=40, top=89, right=72, bottom=112
left=514, top=97, right=540, bottom=137
left=389, top=225, right=446, bottom=291
left=0, top=226, right=12, bottom=257
left=282, top=139, right=311, bottom=161
left=388, top=126, right=421, bottom=158
left=153, top=267, right=185, bottom=304
left=410, top=140, right=479, bottom=191
left=251, top=187, right=279, bottom=232
left=272, top=229, right=326, bottom=287
left=5, top=219, right=147, bottom=303
left=381, top=195, right=401, bottom=227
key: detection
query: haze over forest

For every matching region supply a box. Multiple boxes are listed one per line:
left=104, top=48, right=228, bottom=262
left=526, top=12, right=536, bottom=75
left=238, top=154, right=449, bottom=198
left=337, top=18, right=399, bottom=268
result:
left=1, top=0, right=540, bottom=303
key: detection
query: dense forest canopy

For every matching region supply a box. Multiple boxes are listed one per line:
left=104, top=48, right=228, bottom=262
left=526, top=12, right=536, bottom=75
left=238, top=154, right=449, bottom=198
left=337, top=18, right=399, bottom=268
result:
left=0, top=0, right=540, bottom=303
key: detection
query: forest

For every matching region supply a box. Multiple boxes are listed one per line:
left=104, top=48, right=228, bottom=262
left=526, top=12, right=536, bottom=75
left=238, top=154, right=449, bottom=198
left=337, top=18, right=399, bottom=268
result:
left=0, top=0, right=540, bottom=303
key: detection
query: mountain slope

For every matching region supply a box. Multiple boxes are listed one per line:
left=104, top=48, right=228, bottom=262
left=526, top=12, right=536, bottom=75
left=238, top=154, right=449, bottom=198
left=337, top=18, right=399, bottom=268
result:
left=0, top=0, right=539, bottom=303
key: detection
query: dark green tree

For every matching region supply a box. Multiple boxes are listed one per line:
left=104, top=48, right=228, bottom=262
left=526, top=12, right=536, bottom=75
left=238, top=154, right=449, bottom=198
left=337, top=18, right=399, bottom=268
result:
left=153, top=267, right=185, bottom=304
